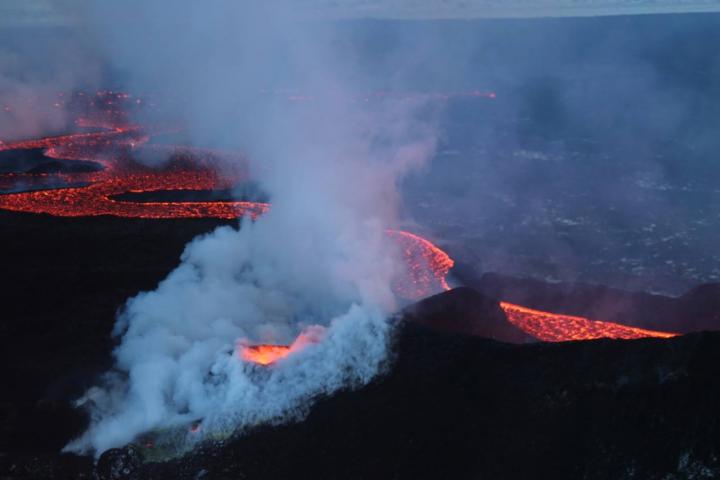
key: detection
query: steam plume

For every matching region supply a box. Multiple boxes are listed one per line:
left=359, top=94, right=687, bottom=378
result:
left=0, top=14, right=100, bottom=142
left=65, top=0, right=437, bottom=455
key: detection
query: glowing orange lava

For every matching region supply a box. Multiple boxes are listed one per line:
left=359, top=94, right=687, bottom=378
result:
left=240, top=345, right=292, bottom=365
left=500, top=302, right=678, bottom=342
left=388, top=229, right=455, bottom=300
left=1, top=93, right=680, bottom=358
left=238, top=326, right=324, bottom=365
left=0, top=129, right=268, bottom=219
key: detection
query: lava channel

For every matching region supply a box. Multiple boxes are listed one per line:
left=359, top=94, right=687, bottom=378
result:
left=0, top=98, right=681, bottom=359
left=0, top=130, right=267, bottom=219
left=500, top=302, right=678, bottom=342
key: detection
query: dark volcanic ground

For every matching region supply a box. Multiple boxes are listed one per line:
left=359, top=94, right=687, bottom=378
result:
left=2, top=11, right=720, bottom=480
left=1, top=210, right=720, bottom=479
left=121, top=326, right=720, bottom=480
left=0, top=211, right=233, bottom=459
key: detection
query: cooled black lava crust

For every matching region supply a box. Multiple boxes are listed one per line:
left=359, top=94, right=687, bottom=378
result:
left=1, top=211, right=720, bottom=480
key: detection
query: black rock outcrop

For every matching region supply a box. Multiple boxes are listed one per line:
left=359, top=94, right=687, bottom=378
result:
left=402, top=286, right=532, bottom=343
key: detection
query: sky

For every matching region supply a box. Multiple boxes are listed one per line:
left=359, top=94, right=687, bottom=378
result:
left=2, top=0, right=720, bottom=26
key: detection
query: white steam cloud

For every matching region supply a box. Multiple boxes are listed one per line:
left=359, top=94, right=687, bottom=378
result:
left=65, top=0, right=438, bottom=455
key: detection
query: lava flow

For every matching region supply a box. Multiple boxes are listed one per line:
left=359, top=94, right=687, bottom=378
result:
left=240, top=345, right=292, bottom=366
left=0, top=131, right=268, bottom=219
left=239, top=326, right=325, bottom=365
left=500, top=302, right=677, bottom=342
left=388, top=229, right=454, bottom=300
left=0, top=91, right=266, bottom=219
left=237, top=233, right=677, bottom=365
left=0, top=95, right=680, bottom=363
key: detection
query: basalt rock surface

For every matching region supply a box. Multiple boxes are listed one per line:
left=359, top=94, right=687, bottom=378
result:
left=99, top=327, right=720, bottom=480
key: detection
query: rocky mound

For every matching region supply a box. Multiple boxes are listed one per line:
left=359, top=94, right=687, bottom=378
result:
left=402, top=286, right=532, bottom=343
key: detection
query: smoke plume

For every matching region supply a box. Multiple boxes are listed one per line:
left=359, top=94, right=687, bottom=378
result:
left=0, top=12, right=100, bottom=142
left=65, top=0, right=437, bottom=455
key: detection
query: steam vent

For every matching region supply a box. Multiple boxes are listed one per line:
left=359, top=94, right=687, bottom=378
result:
left=3, top=4, right=720, bottom=480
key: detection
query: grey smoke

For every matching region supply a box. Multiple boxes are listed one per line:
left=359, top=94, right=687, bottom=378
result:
left=0, top=16, right=100, bottom=142
left=65, top=0, right=438, bottom=455
left=5, top=0, right=712, bottom=458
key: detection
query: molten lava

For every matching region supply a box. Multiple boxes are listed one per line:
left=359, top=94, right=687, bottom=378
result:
left=0, top=129, right=268, bottom=219
left=1, top=91, right=681, bottom=360
left=238, top=326, right=325, bottom=365
left=500, top=302, right=677, bottom=342
left=388, top=233, right=676, bottom=342
left=240, top=345, right=292, bottom=365
left=388, top=229, right=455, bottom=300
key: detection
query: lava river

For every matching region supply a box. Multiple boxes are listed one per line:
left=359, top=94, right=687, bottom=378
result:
left=0, top=102, right=678, bottom=364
